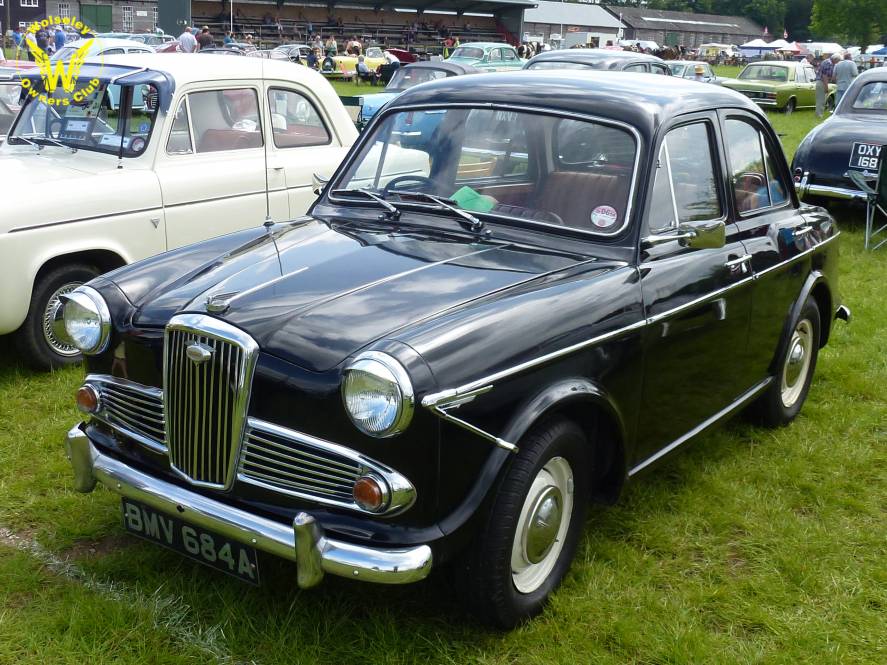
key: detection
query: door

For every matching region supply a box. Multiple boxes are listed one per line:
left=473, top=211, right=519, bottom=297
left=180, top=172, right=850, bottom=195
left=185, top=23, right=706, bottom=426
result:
left=156, top=86, right=288, bottom=250
left=635, top=116, right=753, bottom=466
left=81, top=4, right=113, bottom=32
left=265, top=85, right=348, bottom=217
left=720, top=112, right=810, bottom=383
left=500, top=47, right=520, bottom=70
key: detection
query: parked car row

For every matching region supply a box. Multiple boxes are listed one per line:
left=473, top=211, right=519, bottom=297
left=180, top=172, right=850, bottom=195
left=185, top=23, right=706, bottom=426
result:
left=0, top=47, right=869, bottom=629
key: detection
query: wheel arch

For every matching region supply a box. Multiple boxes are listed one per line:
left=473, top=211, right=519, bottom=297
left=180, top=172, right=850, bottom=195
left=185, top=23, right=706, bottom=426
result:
left=500, top=378, right=627, bottom=505
left=34, top=248, right=128, bottom=283
left=770, top=270, right=832, bottom=375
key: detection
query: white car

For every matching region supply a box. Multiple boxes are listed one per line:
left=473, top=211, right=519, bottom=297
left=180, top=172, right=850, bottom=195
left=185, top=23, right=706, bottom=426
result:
left=0, top=54, right=358, bottom=369
left=52, top=37, right=155, bottom=61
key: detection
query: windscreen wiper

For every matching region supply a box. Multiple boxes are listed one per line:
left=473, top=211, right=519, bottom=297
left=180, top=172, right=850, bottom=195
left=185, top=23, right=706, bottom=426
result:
left=330, top=188, right=400, bottom=219
left=388, top=190, right=484, bottom=233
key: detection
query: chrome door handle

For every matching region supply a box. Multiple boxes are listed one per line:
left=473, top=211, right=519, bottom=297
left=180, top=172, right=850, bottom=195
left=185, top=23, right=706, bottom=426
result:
left=725, top=254, right=752, bottom=269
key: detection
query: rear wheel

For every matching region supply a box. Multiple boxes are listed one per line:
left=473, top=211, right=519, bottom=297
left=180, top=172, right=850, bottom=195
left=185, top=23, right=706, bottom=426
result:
left=460, top=417, right=590, bottom=628
left=782, top=98, right=796, bottom=114
left=752, top=297, right=821, bottom=427
left=825, top=96, right=836, bottom=112
left=14, top=263, right=99, bottom=370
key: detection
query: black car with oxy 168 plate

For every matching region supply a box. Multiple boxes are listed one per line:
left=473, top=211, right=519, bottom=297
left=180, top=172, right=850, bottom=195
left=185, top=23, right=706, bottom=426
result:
left=62, top=71, right=849, bottom=628
left=793, top=67, right=887, bottom=203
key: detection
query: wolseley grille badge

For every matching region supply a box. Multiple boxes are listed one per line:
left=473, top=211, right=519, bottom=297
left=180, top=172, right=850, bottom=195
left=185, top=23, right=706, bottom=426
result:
left=185, top=342, right=214, bottom=365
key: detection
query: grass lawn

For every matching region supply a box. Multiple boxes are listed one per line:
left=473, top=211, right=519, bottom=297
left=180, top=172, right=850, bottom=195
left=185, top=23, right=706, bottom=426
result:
left=1, top=72, right=885, bottom=664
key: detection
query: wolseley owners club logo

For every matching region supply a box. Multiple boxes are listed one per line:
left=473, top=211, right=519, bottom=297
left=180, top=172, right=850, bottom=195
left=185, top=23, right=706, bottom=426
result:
left=21, top=15, right=99, bottom=105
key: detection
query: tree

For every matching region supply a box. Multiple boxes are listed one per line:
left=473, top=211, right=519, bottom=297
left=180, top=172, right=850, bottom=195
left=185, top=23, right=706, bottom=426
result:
left=811, top=0, right=887, bottom=45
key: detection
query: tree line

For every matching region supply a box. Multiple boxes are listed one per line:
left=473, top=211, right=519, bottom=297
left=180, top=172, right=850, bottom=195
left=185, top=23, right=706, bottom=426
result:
left=604, top=0, right=887, bottom=46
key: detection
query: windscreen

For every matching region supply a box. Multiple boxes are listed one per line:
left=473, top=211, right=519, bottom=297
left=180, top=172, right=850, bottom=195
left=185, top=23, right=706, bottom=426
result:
left=739, top=64, right=788, bottom=82
left=334, top=107, right=637, bottom=235
left=10, top=81, right=158, bottom=156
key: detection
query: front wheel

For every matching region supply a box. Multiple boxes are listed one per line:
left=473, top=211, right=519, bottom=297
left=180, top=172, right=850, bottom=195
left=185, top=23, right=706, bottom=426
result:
left=14, top=263, right=100, bottom=371
left=460, top=417, right=590, bottom=628
left=752, top=297, right=821, bottom=427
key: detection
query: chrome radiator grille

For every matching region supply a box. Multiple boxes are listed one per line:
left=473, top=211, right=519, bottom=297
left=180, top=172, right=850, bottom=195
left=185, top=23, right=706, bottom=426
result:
left=164, top=315, right=258, bottom=489
left=90, top=376, right=165, bottom=452
left=239, top=420, right=365, bottom=505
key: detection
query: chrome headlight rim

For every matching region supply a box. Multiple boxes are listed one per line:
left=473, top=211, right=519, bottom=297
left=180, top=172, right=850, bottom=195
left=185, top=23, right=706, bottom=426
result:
left=62, top=285, right=111, bottom=355
left=342, top=351, right=414, bottom=438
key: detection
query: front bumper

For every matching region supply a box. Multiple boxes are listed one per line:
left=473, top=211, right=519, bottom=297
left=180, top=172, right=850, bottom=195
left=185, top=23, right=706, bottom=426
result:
left=795, top=172, right=868, bottom=201
left=65, top=424, right=433, bottom=588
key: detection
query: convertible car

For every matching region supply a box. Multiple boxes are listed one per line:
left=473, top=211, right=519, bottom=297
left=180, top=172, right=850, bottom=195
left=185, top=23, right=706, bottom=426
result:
left=721, top=61, right=835, bottom=113
left=793, top=67, right=887, bottom=204
left=356, top=61, right=478, bottom=130
left=63, top=71, right=847, bottom=629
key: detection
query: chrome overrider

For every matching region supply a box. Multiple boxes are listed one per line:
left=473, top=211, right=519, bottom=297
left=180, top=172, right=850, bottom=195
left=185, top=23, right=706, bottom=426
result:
left=65, top=424, right=433, bottom=587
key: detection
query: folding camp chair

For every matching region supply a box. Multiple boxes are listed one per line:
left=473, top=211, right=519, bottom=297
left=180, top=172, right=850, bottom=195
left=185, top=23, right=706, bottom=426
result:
left=848, top=154, right=887, bottom=250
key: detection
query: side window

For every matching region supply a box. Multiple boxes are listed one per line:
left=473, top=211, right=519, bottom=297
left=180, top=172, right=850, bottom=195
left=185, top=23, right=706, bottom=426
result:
left=166, top=98, right=193, bottom=154
left=268, top=89, right=331, bottom=148
left=651, top=64, right=669, bottom=75
left=624, top=64, right=648, bottom=73
left=648, top=122, right=722, bottom=232
left=502, top=48, right=517, bottom=62
left=725, top=119, right=789, bottom=213
left=704, top=65, right=714, bottom=78
left=489, top=49, right=502, bottom=61
left=187, top=88, right=263, bottom=153
left=100, top=48, right=125, bottom=56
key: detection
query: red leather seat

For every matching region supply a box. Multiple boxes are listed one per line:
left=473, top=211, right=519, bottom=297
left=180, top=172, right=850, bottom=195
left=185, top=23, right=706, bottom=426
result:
left=537, top=171, right=631, bottom=230
left=198, top=129, right=262, bottom=153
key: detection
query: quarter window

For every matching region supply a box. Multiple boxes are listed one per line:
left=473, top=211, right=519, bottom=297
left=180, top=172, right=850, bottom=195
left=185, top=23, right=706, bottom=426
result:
left=648, top=122, right=722, bottom=232
left=187, top=89, right=263, bottom=153
left=268, top=89, right=331, bottom=148
left=651, top=64, right=669, bottom=75
left=725, top=119, right=788, bottom=213
left=166, top=98, right=193, bottom=154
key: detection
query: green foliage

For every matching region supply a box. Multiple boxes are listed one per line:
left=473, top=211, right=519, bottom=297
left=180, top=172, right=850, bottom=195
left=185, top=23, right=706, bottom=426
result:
left=811, top=0, right=887, bottom=45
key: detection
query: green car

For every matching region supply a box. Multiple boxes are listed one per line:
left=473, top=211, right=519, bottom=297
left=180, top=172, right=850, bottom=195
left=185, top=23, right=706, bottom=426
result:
left=446, top=42, right=525, bottom=72
left=721, top=61, right=835, bottom=113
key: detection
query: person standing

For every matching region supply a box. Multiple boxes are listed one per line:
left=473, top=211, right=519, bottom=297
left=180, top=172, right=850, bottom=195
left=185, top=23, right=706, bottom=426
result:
left=833, top=52, right=859, bottom=105
left=178, top=25, right=198, bottom=53
left=815, top=53, right=839, bottom=117
left=54, top=27, right=66, bottom=53
left=196, top=26, right=213, bottom=50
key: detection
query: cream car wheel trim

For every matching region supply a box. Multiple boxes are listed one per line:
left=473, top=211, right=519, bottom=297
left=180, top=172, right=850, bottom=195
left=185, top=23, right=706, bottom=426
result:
left=781, top=318, right=813, bottom=408
left=511, top=456, right=574, bottom=594
left=42, top=282, right=82, bottom=357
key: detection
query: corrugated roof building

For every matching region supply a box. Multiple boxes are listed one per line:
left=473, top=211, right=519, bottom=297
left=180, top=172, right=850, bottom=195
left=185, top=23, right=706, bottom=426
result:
left=605, top=6, right=764, bottom=48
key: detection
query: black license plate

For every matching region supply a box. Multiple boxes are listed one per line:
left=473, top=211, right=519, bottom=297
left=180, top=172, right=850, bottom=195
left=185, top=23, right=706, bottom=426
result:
left=848, top=142, right=882, bottom=171
left=122, top=498, right=260, bottom=585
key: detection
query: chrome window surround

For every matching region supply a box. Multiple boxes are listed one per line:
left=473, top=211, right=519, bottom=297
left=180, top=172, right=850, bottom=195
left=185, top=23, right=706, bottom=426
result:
left=330, top=102, right=643, bottom=239
left=163, top=313, right=259, bottom=491
left=421, top=232, right=841, bottom=452
left=238, top=418, right=416, bottom=515
left=84, top=374, right=166, bottom=454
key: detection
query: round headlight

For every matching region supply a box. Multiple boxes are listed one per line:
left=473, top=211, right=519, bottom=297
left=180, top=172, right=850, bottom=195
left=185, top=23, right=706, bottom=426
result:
left=342, top=352, right=414, bottom=437
left=62, top=286, right=111, bottom=355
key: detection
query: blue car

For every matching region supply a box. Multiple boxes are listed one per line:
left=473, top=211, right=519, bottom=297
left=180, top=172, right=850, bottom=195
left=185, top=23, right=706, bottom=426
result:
left=356, top=61, right=478, bottom=131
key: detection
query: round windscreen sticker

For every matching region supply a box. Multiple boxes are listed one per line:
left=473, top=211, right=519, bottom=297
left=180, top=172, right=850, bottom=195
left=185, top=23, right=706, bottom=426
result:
left=591, top=205, right=618, bottom=229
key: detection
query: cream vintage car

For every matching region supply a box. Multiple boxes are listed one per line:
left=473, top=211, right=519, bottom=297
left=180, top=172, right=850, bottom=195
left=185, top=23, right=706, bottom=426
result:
left=0, top=54, right=358, bottom=369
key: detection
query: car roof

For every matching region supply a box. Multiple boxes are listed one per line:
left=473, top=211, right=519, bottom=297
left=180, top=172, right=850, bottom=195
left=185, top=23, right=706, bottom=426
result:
left=456, top=42, right=512, bottom=49
left=525, top=48, right=665, bottom=68
left=854, top=66, right=887, bottom=82
left=66, top=37, right=154, bottom=52
left=96, top=53, right=324, bottom=85
left=669, top=60, right=709, bottom=67
left=402, top=61, right=479, bottom=75
left=744, top=61, right=798, bottom=68
left=389, top=70, right=762, bottom=137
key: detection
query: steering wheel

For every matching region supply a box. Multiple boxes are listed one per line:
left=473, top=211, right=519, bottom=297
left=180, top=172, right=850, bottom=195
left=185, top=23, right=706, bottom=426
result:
left=382, top=175, right=435, bottom=197
left=47, top=118, right=63, bottom=139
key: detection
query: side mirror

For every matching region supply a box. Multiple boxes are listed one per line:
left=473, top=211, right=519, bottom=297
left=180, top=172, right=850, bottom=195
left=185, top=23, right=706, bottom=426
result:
left=643, top=220, right=726, bottom=250
left=312, top=172, right=329, bottom=196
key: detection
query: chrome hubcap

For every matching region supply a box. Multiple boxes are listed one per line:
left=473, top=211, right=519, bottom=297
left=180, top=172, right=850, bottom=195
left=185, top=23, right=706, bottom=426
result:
left=511, top=456, right=573, bottom=594
left=42, top=282, right=82, bottom=357
left=781, top=319, right=813, bottom=408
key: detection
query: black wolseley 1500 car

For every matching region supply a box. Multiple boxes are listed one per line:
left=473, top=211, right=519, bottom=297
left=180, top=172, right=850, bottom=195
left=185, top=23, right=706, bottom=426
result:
left=63, top=71, right=849, bottom=628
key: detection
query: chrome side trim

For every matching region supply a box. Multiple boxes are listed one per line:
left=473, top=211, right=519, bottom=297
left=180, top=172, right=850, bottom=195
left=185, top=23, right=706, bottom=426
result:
left=237, top=417, right=417, bottom=516
left=65, top=425, right=432, bottom=587
left=628, top=377, right=772, bottom=475
left=422, top=233, right=840, bottom=441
